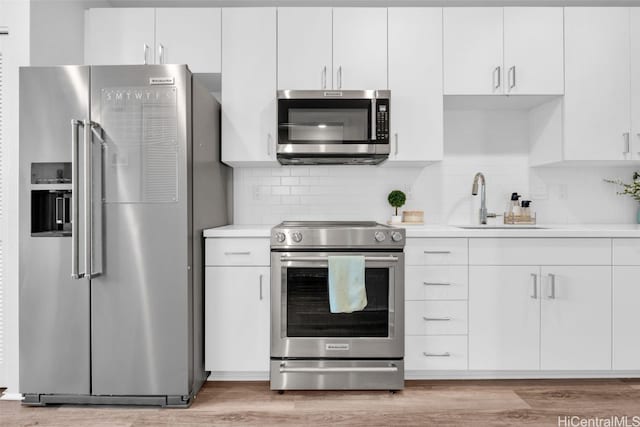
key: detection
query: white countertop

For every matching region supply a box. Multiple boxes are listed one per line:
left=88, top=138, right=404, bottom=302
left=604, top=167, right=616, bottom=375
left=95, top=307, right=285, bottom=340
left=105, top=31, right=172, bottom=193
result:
left=203, top=224, right=640, bottom=238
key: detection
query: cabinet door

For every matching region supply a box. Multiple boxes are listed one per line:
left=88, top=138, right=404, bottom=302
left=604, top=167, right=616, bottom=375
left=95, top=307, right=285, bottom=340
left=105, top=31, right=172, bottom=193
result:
left=631, top=8, right=640, bottom=159
left=205, top=267, right=270, bottom=373
left=503, top=8, right=564, bottom=95
left=332, top=8, right=387, bottom=90
left=85, top=8, right=155, bottom=65
left=564, top=8, right=631, bottom=161
left=277, top=8, right=332, bottom=90
left=443, top=8, right=503, bottom=95
left=613, top=267, right=640, bottom=370
left=469, top=266, right=540, bottom=370
left=540, top=266, right=611, bottom=370
left=221, top=8, right=277, bottom=165
left=155, top=8, right=221, bottom=73
left=387, top=8, right=443, bottom=164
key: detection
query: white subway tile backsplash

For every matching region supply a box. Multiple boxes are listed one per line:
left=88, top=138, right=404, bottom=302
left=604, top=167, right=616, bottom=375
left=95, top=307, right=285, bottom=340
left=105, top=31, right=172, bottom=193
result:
left=232, top=110, right=638, bottom=225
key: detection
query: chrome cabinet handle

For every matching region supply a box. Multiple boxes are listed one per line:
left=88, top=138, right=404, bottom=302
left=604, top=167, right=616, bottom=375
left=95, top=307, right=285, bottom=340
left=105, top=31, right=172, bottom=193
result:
left=337, top=66, right=342, bottom=89
left=508, top=66, right=516, bottom=90
left=143, top=43, right=149, bottom=65
left=279, top=364, right=398, bottom=374
left=423, top=352, right=451, bottom=357
left=322, top=66, right=327, bottom=89
left=224, top=251, right=251, bottom=256
left=548, top=273, right=556, bottom=299
left=423, top=250, right=451, bottom=254
left=423, top=316, right=451, bottom=321
left=71, top=119, right=83, bottom=280
left=394, top=133, right=399, bottom=156
left=259, top=274, right=263, bottom=300
left=267, top=133, right=272, bottom=157
left=624, top=132, right=631, bottom=155
left=423, top=282, right=451, bottom=286
left=158, top=43, right=165, bottom=64
left=530, top=273, right=538, bottom=299
left=493, top=66, right=501, bottom=89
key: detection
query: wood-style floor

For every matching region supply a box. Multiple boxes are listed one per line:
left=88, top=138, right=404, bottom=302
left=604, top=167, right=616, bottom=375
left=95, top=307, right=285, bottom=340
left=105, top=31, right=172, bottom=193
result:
left=2, top=379, right=640, bottom=426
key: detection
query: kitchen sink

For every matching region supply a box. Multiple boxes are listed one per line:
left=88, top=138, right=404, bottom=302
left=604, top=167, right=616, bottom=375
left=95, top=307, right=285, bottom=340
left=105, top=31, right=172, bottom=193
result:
left=455, top=225, right=547, bottom=230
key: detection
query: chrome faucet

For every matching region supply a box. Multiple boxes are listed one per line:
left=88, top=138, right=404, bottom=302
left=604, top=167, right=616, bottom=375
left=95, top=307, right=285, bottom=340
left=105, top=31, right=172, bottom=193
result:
left=471, top=172, right=496, bottom=225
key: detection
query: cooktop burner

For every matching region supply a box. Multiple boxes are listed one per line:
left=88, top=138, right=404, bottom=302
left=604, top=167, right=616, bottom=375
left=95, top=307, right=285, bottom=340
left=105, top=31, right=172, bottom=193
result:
left=271, top=221, right=405, bottom=250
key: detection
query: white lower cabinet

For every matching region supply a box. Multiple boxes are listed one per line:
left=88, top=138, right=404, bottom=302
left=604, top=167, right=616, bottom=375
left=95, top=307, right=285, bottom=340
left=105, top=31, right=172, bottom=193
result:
left=406, top=336, right=468, bottom=371
left=469, top=266, right=540, bottom=370
left=469, top=264, right=612, bottom=371
left=205, top=266, right=270, bottom=374
left=613, top=266, right=640, bottom=370
left=540, top=266, right=612, bottom=371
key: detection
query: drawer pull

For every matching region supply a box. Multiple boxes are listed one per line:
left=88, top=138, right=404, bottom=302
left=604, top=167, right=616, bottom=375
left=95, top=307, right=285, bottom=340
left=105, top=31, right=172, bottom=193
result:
left=224, top=251, right=251, bottom=256
left=423, top=316, right=451, bottom=322
left=423, top=282, right=451, bottom=286
left=423, top=352, right=451, bottom=357
left=423, top=250, right=451, bottom=254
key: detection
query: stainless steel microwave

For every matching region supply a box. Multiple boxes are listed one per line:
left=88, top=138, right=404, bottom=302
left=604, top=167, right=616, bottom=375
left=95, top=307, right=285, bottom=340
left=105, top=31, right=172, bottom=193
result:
left=277, top=90, right=390, bottom=165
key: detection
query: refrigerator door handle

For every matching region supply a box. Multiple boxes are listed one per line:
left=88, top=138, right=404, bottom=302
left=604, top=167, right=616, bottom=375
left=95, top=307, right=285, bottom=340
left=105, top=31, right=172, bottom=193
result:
left=71, top=119, right=84, bottom=280
left=84, top=120, right=104, bottom=279
left=83, top=120, right=93, bottom=280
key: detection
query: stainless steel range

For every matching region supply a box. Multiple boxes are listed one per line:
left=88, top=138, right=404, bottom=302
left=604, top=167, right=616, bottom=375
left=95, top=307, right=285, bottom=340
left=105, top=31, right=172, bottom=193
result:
left=270, top=221, right=405, bottom=391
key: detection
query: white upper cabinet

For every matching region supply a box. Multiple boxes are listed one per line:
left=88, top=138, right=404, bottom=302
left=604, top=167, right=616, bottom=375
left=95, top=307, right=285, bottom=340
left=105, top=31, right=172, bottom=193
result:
left=155, top=8, right=221, bottom=73
left=444, top=7, right=564, bottom=95
left=503, top=8, right=564, bottom=95
left=387, top=8, right=443, bottom=164
left=444, top=8, right=504, bottom=95
left=85, top=8, right=155, bottom=65
left=631, top=8, right=640, bottom=159
left=332, top=8, right=387, bottom=89
left=277, top=8, right=332, bottom=90
left=221, top=8, right=277, bottom=166
left=85, top=8, right=221, bottom=72
left=564, top=8, right=631, bottom=161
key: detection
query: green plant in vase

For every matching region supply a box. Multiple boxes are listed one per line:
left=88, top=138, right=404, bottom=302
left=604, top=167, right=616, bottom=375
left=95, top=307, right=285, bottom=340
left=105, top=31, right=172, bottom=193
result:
left=387, top=190, right=406, bottom=224
left=604, top=172, right=640, bottom=224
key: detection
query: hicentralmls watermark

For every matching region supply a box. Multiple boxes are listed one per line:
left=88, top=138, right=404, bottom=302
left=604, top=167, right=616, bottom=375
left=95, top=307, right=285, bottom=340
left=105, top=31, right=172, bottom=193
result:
left=558, top=416, right=640, bottom=427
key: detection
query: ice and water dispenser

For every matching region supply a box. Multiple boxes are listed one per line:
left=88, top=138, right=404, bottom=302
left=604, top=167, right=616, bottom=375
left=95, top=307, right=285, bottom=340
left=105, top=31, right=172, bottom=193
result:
left=30, top=163, right=72, bottom=236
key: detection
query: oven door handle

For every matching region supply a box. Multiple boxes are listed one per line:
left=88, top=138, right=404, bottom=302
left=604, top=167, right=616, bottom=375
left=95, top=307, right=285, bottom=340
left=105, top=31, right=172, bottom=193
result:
left=279, top=364, right=398, bottom=374
left=279, top=256, right=399, bottom=263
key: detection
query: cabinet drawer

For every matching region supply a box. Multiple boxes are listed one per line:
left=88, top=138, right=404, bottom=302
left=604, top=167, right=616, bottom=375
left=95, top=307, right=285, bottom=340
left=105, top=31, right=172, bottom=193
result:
left=613, top=239, right=640, bottom=265
left=205, top=238, right=270, bottom=266
left=405, top=336, right=468, bottom=371
left=405, top=266, right=468, bottom=301
left=405, top=238, right=468, bottom=265
left=406, top=301, right=468, bottom=336
left=469, top=238, right=611, bottom=265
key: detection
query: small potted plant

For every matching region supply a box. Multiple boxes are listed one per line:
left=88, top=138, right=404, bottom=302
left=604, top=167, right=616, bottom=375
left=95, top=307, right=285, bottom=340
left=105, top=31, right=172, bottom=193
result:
left=387, top=190, right=406, bottom=224
left=605, top=172, right=640, bottom=223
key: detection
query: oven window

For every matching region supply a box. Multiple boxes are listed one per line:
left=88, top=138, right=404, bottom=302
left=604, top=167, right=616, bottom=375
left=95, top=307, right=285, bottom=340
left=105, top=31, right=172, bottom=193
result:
left=286, top=267, right=389, bottom=337
left=278, top=99, right=371, bottom=144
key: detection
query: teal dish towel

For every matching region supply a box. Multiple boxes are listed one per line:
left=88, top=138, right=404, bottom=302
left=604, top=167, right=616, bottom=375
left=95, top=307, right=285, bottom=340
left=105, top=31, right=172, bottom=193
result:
left=328, top=255, right=368, bottom=313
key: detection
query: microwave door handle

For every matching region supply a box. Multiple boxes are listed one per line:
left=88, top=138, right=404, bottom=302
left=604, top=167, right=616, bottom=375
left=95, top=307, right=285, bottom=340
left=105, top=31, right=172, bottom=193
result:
left=371, top=99, right=376, bottom=141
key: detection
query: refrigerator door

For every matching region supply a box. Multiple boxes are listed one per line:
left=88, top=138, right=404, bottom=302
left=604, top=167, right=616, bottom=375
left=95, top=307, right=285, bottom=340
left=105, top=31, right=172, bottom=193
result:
left=88, top=65, right=192, bottom=396
left=19, top=66, right=91, bottom=394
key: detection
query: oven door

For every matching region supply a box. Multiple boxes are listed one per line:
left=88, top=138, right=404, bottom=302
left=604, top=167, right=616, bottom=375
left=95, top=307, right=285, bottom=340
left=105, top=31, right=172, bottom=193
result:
left=271, top=251, right=404, bottom=359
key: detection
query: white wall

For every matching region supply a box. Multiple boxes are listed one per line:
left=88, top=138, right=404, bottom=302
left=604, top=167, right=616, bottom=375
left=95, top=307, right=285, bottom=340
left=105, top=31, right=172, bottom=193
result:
left=29, top=0, right=93, bottom=65
left=0, top=0, right=30, bottom=397
left=234, top=109, right=639, bottom=225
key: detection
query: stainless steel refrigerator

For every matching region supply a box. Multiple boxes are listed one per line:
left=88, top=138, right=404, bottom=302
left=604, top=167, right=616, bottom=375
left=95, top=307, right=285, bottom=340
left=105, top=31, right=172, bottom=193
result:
left=19, top=65, right=231, bottom=407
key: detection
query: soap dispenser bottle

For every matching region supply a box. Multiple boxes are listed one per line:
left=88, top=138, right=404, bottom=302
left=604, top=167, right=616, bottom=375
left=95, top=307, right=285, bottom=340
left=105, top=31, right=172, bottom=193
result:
left=508, top=193, right=521, bottom=217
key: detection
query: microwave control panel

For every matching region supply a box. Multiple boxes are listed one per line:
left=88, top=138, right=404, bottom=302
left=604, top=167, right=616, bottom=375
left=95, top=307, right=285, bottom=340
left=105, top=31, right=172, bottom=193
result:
left=375, top=100, right=389, bottom=141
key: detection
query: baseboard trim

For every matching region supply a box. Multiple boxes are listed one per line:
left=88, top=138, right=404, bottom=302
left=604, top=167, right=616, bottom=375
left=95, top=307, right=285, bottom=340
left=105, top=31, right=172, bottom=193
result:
left=1, top=391, right=23, bottom=401
left=207, top=371, right=269, bottom=381
left=405, top=370, right=640, bottom=380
